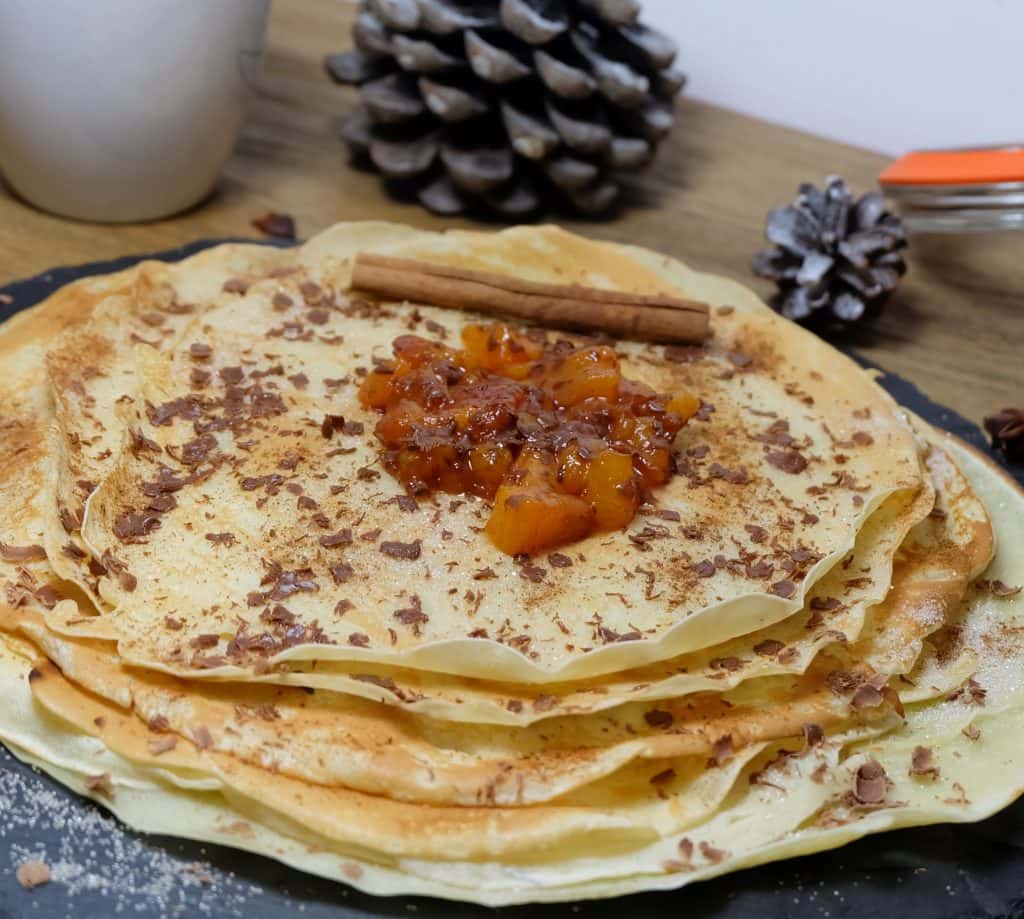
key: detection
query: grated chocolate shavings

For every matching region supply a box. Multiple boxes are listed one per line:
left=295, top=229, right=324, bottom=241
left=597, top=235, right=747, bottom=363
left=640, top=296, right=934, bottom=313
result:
left=693, top=559, right=716, bottom=578
left=532, top=694, right=557, bottom=713
left=330, top=563, right=354, bottom=584
left=650, top=768, right=676, bottom=786
left=765, top=449, right=808, bottom=474
left=319, top=529, right=353, bottom=549
left=744, top=524, right=769, bottom=543
left=949, top=677, right=986, bottom=706
left=851, top=677, right=887, bottom=710
left=753, top=638, right=786, bottom=657
left=0, top=543, right=47, bottom=563
left=698, top=841, right=728, bottom=864
left=518, top=562, right=546, bottom=583
left=148, top=736, right=177, bottom=756
left=643, top=709, right=674, bottom=729
left=393, top=596, right=428, bottom=635
left=803, top=722, right=824, bottom=748
left=709, top=657, right=744, bottom=672
left=976, top=579, right=1022, bottom=598
left=852, top=759, right=888, bottom=804
left=709, top=734, right=734, bottom=767
left=909, top=745, right=939, bottom=778
left=380, top=539, right=421, bottom=560
left=84, top=773, right=114, bottom=798
left=771, top=579, right=796, bottom=599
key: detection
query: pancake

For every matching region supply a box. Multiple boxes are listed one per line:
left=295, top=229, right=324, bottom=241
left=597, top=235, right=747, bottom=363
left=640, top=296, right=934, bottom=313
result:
left=39, top=439, right=935, bottom=725
left=1, top=605, right=904, bottom=807
left=1, top=436, right=1016, bottom=905
left=64, top=225, right=926, bottom=681
left=0, top=223, right=1018, bottom=907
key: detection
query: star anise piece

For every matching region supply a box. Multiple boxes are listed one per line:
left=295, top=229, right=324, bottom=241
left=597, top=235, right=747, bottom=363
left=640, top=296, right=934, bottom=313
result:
left=984, top=408, right=1024, bottom=463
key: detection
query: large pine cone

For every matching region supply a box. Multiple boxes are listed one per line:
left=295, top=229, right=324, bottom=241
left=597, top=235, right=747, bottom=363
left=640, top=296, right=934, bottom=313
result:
left=325, top=0, right=684, bottom=219
left=752, top=176, right=908, bottom=327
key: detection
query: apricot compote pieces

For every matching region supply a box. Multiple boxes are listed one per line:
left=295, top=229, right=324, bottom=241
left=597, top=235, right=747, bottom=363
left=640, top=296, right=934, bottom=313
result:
left=359, top=323, right=699, bottom=555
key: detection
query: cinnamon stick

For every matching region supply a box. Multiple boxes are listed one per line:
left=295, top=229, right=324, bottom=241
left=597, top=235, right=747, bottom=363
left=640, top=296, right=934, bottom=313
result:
left=350, top=253, right=710, bottom=344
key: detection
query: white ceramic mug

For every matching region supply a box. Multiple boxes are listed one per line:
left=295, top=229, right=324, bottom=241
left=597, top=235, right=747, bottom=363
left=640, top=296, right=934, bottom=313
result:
left=0, top=0, right=270, bottom=222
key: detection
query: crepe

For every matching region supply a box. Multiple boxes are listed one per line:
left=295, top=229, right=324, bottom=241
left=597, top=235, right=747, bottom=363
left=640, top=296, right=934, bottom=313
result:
left=54, top=225, right=926, bottom=683
left=0, top=222, right=1019, bottom=907
left=0, top=435, right=1014, bottom=905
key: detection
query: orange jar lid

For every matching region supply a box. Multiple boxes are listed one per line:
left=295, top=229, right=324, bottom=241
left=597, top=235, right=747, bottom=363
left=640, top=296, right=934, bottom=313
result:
left=879, top=147, right=1024, bottom=186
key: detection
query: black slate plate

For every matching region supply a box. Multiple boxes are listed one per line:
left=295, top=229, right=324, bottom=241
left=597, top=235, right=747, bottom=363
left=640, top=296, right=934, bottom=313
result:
left=1, top=244, right=1022, bottom=919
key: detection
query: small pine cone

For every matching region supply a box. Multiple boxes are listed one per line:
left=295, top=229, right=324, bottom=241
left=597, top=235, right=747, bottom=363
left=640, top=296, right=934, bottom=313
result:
left=984, top=408, right=1024, bottom=463
left=325, top=0, right=685, bottom=219
left=752, top=176, right=908, bottom=327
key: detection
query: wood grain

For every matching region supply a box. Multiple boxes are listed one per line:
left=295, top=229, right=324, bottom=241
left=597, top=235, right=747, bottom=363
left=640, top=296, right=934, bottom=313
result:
left=0, top=0, right=1019, bottom=427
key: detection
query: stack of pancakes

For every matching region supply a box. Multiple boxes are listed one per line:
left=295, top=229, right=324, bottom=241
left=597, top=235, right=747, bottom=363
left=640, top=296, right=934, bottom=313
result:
left=0, top=224, right=1021, bottom=904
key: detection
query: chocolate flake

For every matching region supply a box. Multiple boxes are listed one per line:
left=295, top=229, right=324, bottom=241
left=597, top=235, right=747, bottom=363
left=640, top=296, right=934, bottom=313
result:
left=745, top=559, right=773, bottom=579
left=909, top=745, right=939, bottom=778
left=693, top=559, right=716, bottom=578
left=708, top=463, right=749, bottom=485
left=949, top=677, right=986, bottom=706
left=380, top=539, right=422, bottom=560
left=518, top=562, right=546, bottom=583
left=319, top=529, right=354, bottom=549
left=771, top=579, right=796, bottom=599
left=826, top=669, right=860, bottom=694
left=810, top=596, right=841, bottom=611
left=148, top=735, right=178, bottom=755
left=803, top=722, right=824, bottom=748
left=851, top=678, right=887, bottom=710
left=643, top=709, right=674, bottom=729
left=709, top=734, right=734, bottom=767
left=394, top=595, right=428, bottom=634
left=84, top=772, right=114, bottom=797
left=330, top=563, right=355, bottom=584
left=709, top=657, right=744, bottom=672
left=765, top=449, right=808, bottom=474
left=698, top=841, right=728, bottom=864
left=852, top=759, right=888, bottom=804
left=0, top=542, right=47, bottom=563
left=744, top=524, right=769, bottom=543
left=222, top=277, right=250, bottom=294
left=650, top=767, right=676, bottom=786
left=532, top=694, right=557, bottom=712
left=753, top=638, right=786, bottom=657
left=976, top=579, right=1022, bottom=598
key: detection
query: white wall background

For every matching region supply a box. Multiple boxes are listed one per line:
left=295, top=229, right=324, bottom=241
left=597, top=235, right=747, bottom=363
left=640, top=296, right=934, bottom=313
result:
left=642, top=0, right=1023, bottom=155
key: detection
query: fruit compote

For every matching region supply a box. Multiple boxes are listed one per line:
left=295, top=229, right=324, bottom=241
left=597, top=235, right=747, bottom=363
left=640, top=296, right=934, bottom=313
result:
left=359, top=324, right=699, bottom=555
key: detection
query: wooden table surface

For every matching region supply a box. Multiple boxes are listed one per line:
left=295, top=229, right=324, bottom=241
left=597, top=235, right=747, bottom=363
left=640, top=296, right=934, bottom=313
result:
left=0, top=0, right=1019, bottom=427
